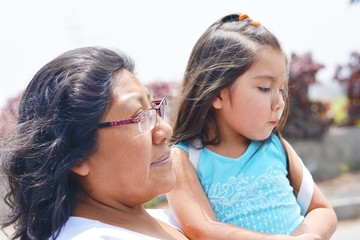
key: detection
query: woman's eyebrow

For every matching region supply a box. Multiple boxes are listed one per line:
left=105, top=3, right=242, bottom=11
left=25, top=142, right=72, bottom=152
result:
left=125, top=92, right=152, bottom=107
left=135, top=93, right=153, bottom=105
left=147, top=93, right=153, bottom=102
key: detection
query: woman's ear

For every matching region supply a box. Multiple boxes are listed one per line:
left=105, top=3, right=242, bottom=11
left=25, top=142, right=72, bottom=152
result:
left=71, top=161, right=90, bottom=176
left=212, top=88, right=228, bottom=109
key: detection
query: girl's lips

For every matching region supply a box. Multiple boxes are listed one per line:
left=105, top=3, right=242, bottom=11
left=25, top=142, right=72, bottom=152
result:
left=151, top=153, right=172, bottom=167
left=269, top=120, right=279, bottom=126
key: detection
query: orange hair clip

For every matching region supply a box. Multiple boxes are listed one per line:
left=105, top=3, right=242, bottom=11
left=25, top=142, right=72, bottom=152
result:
left=238, top=14, right=249, bottom=21
left=251, top=20, right=261, bottom=26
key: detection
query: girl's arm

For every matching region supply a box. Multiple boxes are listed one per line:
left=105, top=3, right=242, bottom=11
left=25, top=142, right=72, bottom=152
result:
left=167, top=147, right=321, bottom=240
left=283, top=139, right=338, bottom=240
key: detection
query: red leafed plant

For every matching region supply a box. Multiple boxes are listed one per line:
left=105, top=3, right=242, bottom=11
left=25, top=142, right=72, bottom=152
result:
left=145, top=81, right=180, bottom=101
left=0, top=92, right=22, bottom=139
left=334, top=52, right=360, bottom=126
left=282, top=53, right=332, bottom=139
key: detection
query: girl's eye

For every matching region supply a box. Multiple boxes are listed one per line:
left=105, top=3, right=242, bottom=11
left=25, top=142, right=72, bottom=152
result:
left=258, top=87, right=270, bottom=92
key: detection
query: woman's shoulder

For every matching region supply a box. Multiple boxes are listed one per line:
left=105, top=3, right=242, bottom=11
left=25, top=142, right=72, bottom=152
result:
left=53, top=216, right=160, bottom=240
left=147, top=208, right=182, bottom=232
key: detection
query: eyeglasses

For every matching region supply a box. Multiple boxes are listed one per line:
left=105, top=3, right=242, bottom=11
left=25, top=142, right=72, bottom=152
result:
left=97, top=98, right=166, bottom=133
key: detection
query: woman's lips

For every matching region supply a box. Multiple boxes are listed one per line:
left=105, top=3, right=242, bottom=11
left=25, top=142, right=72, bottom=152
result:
left=151, top=153, right=172, bottom=167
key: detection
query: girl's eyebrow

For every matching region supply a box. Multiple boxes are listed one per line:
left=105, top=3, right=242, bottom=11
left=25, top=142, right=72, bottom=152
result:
left=254, top=74, right=276, bottom=81
left=253, top=75, right=287, bottom=88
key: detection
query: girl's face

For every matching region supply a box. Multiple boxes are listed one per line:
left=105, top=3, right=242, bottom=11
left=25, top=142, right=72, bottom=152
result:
left=213, top=47, right=287, bottom=142
left=73, top=69, right=175, bottom=207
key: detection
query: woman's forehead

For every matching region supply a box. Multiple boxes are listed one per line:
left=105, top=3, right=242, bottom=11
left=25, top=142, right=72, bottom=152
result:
left=112, top=69, right=149, bottom=103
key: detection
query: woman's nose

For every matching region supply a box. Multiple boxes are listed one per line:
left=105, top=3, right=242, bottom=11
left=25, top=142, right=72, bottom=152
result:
left=152, top=116, right=173, bottom=144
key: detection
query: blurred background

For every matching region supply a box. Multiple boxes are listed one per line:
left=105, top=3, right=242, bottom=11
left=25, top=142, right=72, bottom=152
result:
left=1, top=0, right=359, bottom=239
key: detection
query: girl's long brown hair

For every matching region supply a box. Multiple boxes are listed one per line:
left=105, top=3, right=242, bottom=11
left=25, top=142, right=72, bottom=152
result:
left=170, top=13, right=289, bottom=148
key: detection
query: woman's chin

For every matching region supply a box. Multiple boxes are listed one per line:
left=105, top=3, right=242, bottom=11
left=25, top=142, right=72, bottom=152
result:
left=158, top=170, right=176, bottom=195
left=164, top=171, right=177, bottom=192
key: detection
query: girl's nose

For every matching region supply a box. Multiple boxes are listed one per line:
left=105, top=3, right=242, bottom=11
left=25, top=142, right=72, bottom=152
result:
left=271, top=91, right=285, bottom=112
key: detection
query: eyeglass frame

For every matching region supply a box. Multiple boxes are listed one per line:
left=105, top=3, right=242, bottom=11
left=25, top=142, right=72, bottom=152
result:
left=97, top=98, right=166, bottom=132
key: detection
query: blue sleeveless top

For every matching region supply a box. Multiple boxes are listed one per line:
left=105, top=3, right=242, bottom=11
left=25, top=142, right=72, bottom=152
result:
left=174, top=134, right=304, bottom=235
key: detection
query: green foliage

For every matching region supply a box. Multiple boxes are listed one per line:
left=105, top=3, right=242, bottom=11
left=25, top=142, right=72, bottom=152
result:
left=340, top=160, right=360, bottom=173
left=143, top=197, right=161, bottom=208
left=143, top=195, right=167, bottom=209
left=330, top=96, right=349, bottom=125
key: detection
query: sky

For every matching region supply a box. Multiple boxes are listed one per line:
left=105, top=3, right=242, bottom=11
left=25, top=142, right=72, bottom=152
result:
left=0, top=0, right=359, bottom=108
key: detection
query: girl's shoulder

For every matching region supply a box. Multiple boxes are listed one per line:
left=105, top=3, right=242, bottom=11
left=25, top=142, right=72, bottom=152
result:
left=266, top=133, right=285, bottom=151
left=268, top=133, right=281, bottom=144
left=171, top=135, right=285, bottom=159
left=172, top=140, right=189, bottom=153
left=248, top=134, right=286, bottom=162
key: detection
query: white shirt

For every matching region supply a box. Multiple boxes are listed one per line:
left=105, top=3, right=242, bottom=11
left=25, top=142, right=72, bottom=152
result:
left=54, top=209, right=183, bottom=240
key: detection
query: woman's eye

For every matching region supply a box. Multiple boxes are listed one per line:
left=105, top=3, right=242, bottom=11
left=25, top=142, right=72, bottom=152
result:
left=151, top=100, right=161, bottom=108
left=258, top=87, right=270, bottom=92
left=132, top=109, right=144, bottom=118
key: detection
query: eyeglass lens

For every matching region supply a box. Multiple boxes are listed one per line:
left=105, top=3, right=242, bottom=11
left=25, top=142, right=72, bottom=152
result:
left=138, top=99, right=166, bottom=132
left=159, top=101, right=165, bottom=119
left=138, top=109, right=154, bottom=132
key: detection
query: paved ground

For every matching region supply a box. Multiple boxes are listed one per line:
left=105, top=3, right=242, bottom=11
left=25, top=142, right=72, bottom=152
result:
left=317, top=172, right=360, bottom=203
left=331, top=218, right=360, bottom=240
left=317, top=171, right=360, bottom=221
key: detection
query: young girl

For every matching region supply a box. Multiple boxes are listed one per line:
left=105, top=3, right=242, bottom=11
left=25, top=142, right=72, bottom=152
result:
left=167, top=13, right=337, bottom=240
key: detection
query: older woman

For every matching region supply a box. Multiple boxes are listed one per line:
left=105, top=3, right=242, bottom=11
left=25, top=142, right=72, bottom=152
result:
left=1, top=47, right=188, bottom=240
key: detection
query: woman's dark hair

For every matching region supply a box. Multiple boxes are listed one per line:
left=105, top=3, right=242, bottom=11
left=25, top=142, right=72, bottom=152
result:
left=1, top=46, right=134, bottom=240
left=170, top=13, right=289, bottom=147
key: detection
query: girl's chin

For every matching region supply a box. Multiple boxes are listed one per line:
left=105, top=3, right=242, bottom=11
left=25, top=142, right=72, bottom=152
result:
left=252, top=133, right=272, bottom=141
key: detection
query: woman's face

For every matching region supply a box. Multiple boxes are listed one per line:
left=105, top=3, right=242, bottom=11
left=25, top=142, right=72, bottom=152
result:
left=75, top=69, right=175, bottom=207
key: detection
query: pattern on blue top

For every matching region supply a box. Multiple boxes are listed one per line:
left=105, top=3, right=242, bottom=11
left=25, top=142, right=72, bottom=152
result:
left=175, top=134, right=304, bottom=235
